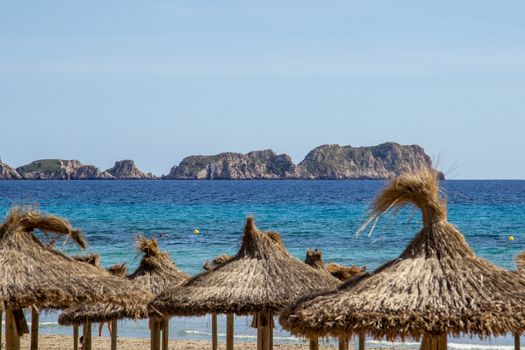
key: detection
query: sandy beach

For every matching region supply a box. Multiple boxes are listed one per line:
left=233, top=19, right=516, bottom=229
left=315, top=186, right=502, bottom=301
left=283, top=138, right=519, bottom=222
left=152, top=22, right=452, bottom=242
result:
left=19, top=334, right=347, bottom=349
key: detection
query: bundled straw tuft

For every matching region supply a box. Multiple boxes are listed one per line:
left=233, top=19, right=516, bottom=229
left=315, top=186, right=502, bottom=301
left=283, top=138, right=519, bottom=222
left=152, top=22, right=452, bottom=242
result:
left=1, top=207, right=87, bottom=248
left=136, top=236, right=160, bottom=256
left=107, top=263, right=128, bottom=277
left=304, top=249, right=325, bottom=270
left=73, top=254, right=101, bottom=268
left=373, top=170, right=446, bottom=226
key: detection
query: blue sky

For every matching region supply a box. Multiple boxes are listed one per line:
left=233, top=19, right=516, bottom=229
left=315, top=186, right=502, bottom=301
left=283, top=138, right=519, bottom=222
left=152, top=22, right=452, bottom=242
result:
left=0, top=1, right=524, bottom=178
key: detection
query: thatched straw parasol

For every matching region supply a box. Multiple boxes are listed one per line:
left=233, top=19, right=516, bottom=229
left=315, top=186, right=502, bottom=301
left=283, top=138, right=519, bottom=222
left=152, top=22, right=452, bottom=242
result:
left=0, top=208, right=151, bottom=350
left=280, top=171, right=525, bottom=350
left=151, top=217, right=340, bottom=350
left=61, top=236, right=189, bottom=350
left=202, top=254, right=232, bottom=350
left=59, top=263, right=138, bottom=350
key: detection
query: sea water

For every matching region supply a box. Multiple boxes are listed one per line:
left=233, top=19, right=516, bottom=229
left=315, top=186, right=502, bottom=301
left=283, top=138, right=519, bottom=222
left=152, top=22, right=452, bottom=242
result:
left=1, top=180, right=524, bottom=349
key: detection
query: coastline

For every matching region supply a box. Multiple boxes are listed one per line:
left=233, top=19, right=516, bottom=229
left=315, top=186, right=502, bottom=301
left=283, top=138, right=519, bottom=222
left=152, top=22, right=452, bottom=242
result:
left=20, top=334, right=346, bottom=349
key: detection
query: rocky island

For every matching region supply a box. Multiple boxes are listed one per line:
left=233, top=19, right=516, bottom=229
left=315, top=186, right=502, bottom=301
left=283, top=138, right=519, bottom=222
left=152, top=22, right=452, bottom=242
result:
left=106, top=160, right=157, bottom=180
left=0, top=162, right=21, bottom=180
left=0, top=142, right=442, bottom=180
left=295, top=142, right=441, bottom=179
left=164, top=150, right=297, bottom=180
left=164, top=142, right=441, bottom=180
left=12, top=159, right=155, bottom=180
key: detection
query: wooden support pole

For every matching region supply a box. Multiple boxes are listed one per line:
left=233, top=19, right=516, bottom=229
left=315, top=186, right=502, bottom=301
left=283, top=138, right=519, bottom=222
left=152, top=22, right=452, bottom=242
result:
left=0, top=309, right=3, bottom=350
left=211, top=313, right=218, bottom=350
left=5, top=308, right=20, bottom=350
left=309, top=338, right=319, bottom=350
left=338, top=335, right=349, bottom=350
left=359, top=332, right=365, bottom=350
left=73, top=325, right=79, bottom=350
left=515, top=334, right=521, bottom=350
left=111, top=320, right=118, bottom=350
left=438, top=335, right=447, bottom=350
left=30, top=307, right=39, bottom=350
left=162, top=318, right=169, bottom=350
left=420, top=335, right=447, bottom=350
left=256, top=313, right=265, bottom=350
left=150, top=319, right=155, bottom=350
left=267, top=313, right=273, bottom=350
left=226, top=313, right=234, bottom=350
left=83, top=322, right=92, bottom=350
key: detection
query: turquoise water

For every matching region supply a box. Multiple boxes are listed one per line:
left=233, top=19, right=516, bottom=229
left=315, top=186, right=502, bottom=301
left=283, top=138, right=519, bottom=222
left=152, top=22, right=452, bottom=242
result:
left=1, top=180, right=524, bottom=349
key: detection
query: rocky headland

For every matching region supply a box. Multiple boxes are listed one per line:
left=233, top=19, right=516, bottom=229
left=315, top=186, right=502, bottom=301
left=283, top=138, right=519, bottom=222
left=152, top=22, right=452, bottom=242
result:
left=164, top=142, right=441, bottom=180
left=12, top=159, right=155, bottom=180
left=164, top=149, right=297, bottom=180
left=0, top=162, right=21, bottom=180
left=0, top=142, right=442, bottom=180
left=106, top=160, right=157, bottom=180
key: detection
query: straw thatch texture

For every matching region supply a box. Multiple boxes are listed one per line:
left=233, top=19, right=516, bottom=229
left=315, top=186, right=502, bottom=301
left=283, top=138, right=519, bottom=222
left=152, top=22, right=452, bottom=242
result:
left=128, top=237, right=190, bottom=295
left=203, top=255, right=232, bottom=271
left=304, top=249, right=365, bottom=282
left=325, top=263, right=366, bottom=282
left=58, top=263, right=148, bottom=326
left=280, top=171, right=525, bottom=341
left=0, top=208, right=151, bottom=310
left=151, top=217, right=340, bottom=316
left=59, top=237, right=188, bottom=325
left=72, top=254, right=101, bottom=268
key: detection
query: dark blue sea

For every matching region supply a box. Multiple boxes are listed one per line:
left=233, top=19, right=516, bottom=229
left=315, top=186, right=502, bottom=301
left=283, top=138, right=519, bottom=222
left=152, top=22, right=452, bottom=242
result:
left=1, top=180, right=524, bottom=349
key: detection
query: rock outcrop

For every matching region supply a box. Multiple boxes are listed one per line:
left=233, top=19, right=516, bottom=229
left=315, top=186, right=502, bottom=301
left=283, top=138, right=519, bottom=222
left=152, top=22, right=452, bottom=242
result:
left=295, top=142, right=441, bottom=179
left=106, top=160, right=157, bottom=180
left=0, top=162, right=21, bottom=180
left=164, top=149, right=297, bottom=179
left=164, top=143, right=441, bottom=180
left=16, top=159, right=113, bottom=180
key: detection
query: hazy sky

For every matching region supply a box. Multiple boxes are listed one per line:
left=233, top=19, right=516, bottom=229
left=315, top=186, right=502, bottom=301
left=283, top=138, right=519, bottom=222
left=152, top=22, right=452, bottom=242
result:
left=1, top=1, right=524, bottom=179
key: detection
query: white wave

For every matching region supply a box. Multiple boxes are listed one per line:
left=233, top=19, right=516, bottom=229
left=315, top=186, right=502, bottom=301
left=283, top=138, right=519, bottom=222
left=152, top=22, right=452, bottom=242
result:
left=182, top=329, right=298, bottom=341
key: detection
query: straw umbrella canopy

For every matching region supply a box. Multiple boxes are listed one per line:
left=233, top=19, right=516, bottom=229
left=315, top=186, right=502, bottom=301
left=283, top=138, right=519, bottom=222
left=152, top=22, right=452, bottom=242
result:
left=58, top=263, right=147, bottom=326
left=60, top=237, right=189, bottom=350
left=280, top=171, right=525, bottom=348
left=0, top=208, right=152, bottom=350
left=151, top=217, right=340, bottom=350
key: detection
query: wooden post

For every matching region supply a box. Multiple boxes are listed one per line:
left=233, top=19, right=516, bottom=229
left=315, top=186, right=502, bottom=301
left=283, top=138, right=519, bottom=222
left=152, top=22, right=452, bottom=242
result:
left=150, top=319, right=155, bottom=350
left=150, top=319, right=161, bottom=350
left=0, top=309, right=3, bottom=350
left=73, top=325, right=79, bottom=350
left=5, top=308, right=20, bottom=350
left=111, top=320, right=118, bottom=350
left=421, top=335, right=447, bottom=350
left=211, top=313, right=218, bottom=350
left=226, top=313, right=234, bottom=350
left=515, top=334, right=521, bottom=350
left=338, top=335, right=349, bottom=350
left=30, top=307, right=39, bottom=350
left=267, top=313, right=273, bottom=350
left=256, top=313, right=265, bottom=350
left=162, top=318, right=169, bottom=350
left=438, top=335, right=447, bottom=350
left=309, top=338, right=319, bottom=350
left=83, top=322, right=92, bottom=350
left=359, top=332, right=365, bottom=350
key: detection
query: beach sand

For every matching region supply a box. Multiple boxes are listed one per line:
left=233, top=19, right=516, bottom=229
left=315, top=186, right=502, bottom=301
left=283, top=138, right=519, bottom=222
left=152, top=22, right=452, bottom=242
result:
left=19, top=334, right=349, bottom=349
